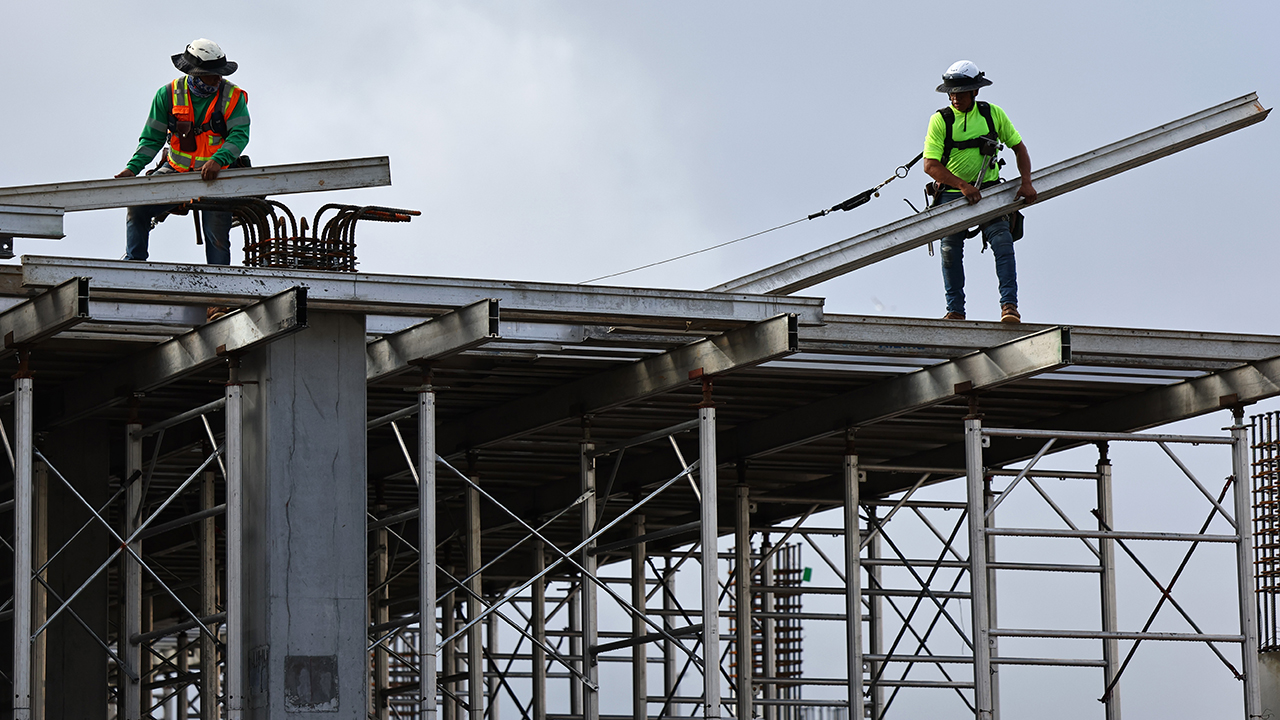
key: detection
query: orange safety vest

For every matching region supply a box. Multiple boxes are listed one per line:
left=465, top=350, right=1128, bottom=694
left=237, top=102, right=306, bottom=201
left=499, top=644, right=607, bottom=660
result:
left=166, top=77, right=246, bottom=172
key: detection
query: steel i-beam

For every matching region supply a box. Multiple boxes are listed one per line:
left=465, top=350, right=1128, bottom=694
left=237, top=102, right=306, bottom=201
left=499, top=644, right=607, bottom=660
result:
left=0, top=157, right=391, bottom=212
left=965, top=417, right=995, bottom=718
left=844, top=451, right=865, bottom=719
left=12, top=377, right=34, bottom=720
left=420, top=387, right=439, bottom=720
left=699, top=407, right=721, bottom=720
left=715, top=93, right=1270, bottom=295
left=1232, top=411, right=1264, bottom=718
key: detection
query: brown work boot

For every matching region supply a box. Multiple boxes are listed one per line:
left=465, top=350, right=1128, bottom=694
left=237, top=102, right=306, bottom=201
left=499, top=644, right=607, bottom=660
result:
left=1000, top=304, right=1021, bottom=324
left=942, top=311, right=966, bottom=320
left=206, top=306, right=231, bottom=322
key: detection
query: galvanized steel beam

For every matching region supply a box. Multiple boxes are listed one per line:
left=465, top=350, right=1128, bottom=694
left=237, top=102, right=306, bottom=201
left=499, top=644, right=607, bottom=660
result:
left=0, top=204, right=63, bottom=239
left=434, top=314, right=799, bottom=458
left=869, top=354, right=1280, bottom=495
left=726, top=327, right=1071, bottom=459
left=0, top=277, right=89, bottom=354
left=715, top=93, right=1270, bottom=295
left=41, top=287, right=307, bottom=426
left=803, top=315, right=1280, bottom=369
left=367, top=299, right=499, bottom=383
left=21, top=256, right=824, bottom=328
left=0, top=157, right=391, bottom=212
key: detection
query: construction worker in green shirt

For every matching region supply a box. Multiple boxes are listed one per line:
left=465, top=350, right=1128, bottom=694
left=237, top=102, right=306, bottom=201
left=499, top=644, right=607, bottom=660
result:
left=115, top=39, right=250, bottom=267
left=923, top=60, right=1036, bottom=323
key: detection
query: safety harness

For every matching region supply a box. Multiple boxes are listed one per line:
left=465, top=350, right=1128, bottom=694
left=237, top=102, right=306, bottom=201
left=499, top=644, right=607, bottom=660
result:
left=938, top=101, right=1000, bottom=167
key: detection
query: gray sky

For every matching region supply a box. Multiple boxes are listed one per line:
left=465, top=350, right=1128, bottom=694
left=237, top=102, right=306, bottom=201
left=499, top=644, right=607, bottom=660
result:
left=2, top=1, right=1278, bottom=717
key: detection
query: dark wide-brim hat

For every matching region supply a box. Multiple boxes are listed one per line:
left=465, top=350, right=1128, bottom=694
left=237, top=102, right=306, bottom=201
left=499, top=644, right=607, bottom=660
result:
left=172, top=49, right=238, bottom=76
left=936, top=73, right=992, bottom=94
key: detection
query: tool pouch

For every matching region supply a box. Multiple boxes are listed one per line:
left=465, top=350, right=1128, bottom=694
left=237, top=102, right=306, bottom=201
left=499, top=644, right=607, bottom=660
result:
left=176, top=120, right=197, bottom=152
left=1007, top=210, right=1025, bottom=241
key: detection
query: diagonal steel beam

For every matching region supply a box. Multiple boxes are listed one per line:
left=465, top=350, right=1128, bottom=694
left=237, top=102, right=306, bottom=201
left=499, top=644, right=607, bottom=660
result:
left=727, top=327, right=1071, bottom=459
left=41, top=287, right=307, bottom=426
left=435, top=313, right=798, bottom=457
left=715, top=93, right=1270, bottom=295
left=367, top=298, right=500, bottom=383
left=866, top=354, right=1280, bottom=496
left=0, top=157, right=391, bottom=212
left=0, top=277, right=89, bottom=354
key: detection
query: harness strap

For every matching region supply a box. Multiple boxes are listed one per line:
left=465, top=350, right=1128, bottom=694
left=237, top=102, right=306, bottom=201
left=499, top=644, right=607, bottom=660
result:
left=939, top=101, right=999, bottom=166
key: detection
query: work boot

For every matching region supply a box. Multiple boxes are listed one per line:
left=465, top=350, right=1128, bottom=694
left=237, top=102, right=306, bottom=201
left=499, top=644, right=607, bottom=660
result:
left=1000, top=304, right=1021, bottom=324
left=942, top=311, right=966, bottom=320
left=206, top=306, right=231, bottom=322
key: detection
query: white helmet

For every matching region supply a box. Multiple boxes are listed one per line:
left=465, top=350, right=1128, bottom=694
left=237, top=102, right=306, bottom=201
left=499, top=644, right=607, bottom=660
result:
left=937, top=60, right=992, bottom=94
left=172, top=38, right=238, bottom=76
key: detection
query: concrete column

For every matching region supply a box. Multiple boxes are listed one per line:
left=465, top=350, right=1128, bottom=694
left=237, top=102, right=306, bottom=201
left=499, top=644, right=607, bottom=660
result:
left=41, top=420, right=110, bottom=720
left=240, top=311, right=368, bottom=719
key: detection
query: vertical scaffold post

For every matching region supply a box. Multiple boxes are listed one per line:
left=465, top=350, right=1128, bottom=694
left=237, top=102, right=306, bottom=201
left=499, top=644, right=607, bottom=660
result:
left=12, top=364, right=34, bottom=720
left=200, top=467, right=219, bottom=720
left=1233, top=408, right=1264, bottom=718
left=985, top=476, right=1001, bottom=720
left=419, top=381, right=438, bottom=720
left=760, top=535, right=776, bottom=720
left=580, top=431, right=600, bottom=720
left=486, top=613, right=500, bottom=720
left=964, top=416, right=994, bottom=719
left=465, top=464, right=483, bottom=720
left=699, top=377, right=721, bottom=720
left=531, top=540, right=547, bottom=720
left=32, top=462, right=46, bottom=720
left=867, top=509, right=884, bottom=720
left=442, top=575, right=457, bottom=720
left=843, top=443, right=864, bottom=720
left=123, top=395, right=143, bottom=720
left=225, top=369, right=244, bottom=720
left=632, top=514, right=648, bottom=720
left=1095, top=444, right=1121, bottom=720
left=735, top=479, right=752, bottom=720
left=663, top=557, right=678, bottom=716
left=374, top=518, right=390, bottom=720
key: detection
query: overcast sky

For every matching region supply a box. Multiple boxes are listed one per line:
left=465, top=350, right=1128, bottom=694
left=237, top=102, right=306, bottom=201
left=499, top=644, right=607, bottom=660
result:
left=2, top=1, right=1277, bottom=717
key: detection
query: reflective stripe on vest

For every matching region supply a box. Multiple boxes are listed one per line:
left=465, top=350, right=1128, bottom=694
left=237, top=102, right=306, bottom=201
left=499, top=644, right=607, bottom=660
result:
left=166, top=77, right=246, bottom=171
left=938, top=101, right=998, bottom=167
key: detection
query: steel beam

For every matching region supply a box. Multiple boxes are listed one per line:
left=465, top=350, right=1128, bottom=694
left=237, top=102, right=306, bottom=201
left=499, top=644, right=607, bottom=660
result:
left=843, top=452, right=864, bottom=720
left=727, top=327, right=1071, bottom=459
left=436, top=314, right=798, bottom=458
left=869, top=355, right=1280, bottom=495
left=0, top=277, right=89, bottom=354
left=0, top=157, right=391, bottom=212
left=366, top=299, right=499, bottom=383
left=965, top=417, right=995, bottom=719
left=22, top=256, right=824, bottom=328
left=734, top=484, right=752, bottom=720
left=0, top=204, right=63, bottom=239
left=1096, top=451, right=1120, bottom=720
left=224, top=383, right=244, bottom=720
left=632, top=515, right=648, bottom=720
left=580, top=441, right=600, bottom=720
left=41, top=287, right=306, bottom=426
left=803, top=314, right=1280, bottom=370
left=715, top=93, right=1270, bottom=295
left=1232, top=411, right=1264, bottom=718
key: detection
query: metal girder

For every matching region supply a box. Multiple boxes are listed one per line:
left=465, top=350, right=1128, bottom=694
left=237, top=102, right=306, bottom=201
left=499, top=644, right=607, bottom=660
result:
left=0, top=277, right=89, bottom=353
left=867, top=354, right=1280, bottom=495
left=41, top=287, right=307, bottom=426
left=0, top=157, right=391, bottom=212
left=366, top=299, right=499, bottom=383
left=714, top=93, right=1270, bottom=295
left=434, top=314, right=799, bottom=457
left=0, top=204, right=63, bottom=238
left=726, top=327, right=1072, bottom=459
left=801, top=314, right=1280, bottom=369
left=21, top=256, right=824, bottom=328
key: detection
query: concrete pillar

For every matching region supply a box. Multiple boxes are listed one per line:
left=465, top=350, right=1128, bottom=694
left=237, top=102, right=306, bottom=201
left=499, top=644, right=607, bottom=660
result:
left=240, top=312, right=368, bottom=719
left=42, top=420, right=111, bottom=720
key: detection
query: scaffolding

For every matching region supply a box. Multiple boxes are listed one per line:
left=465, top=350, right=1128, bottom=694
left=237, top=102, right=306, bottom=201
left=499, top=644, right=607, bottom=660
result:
left=0, top=94, right=1273, bottom=720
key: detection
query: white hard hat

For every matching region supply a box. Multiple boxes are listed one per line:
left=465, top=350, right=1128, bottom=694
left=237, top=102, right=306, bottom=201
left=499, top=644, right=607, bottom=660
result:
left=172, top=38, right=238, bottom=76
left=937, top=60, right=992, bottom=93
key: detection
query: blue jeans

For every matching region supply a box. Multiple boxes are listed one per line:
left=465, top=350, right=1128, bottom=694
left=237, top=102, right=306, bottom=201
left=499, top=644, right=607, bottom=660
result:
left=936, top=191, right=1017, bottom=314
left=125, top=205, right=233, bottom=265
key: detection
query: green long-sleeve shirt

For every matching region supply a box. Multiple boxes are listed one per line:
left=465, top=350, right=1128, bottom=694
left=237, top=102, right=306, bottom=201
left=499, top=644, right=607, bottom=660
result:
left=125, top=78, right=250, bottom=175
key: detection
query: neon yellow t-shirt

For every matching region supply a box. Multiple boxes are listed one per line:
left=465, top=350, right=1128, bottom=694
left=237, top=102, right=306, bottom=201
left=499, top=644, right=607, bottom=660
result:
left=922, top=102, right=1021, bottom=186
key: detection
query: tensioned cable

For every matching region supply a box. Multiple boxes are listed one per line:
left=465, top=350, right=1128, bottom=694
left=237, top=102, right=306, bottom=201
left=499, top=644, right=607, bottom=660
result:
left=578, top=151, right=923, bottom=285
